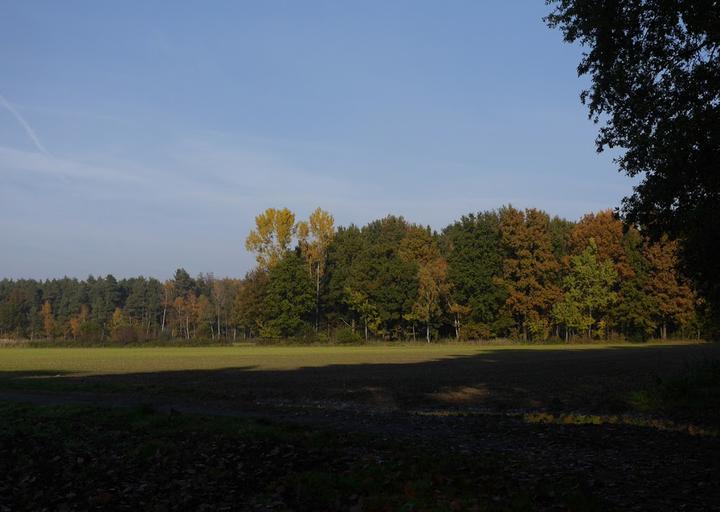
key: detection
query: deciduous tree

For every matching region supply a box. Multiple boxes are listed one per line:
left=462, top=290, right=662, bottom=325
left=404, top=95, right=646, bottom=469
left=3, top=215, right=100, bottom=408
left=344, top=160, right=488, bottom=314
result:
left=546, top=0, right=720, bottom=326
left=41, top=300, right=54, bottom=339
left=498, top=206, right=560, bottom=340
left=297, top=208, right=335, bottom=331
left=645, top=236, right=696, bottom=339
left=245, top=208, right=296, bottom=269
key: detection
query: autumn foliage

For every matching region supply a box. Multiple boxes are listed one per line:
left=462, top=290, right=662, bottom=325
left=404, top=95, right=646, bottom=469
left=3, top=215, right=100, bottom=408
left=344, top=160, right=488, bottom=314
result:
left=0, top=206, right=702, bottom=342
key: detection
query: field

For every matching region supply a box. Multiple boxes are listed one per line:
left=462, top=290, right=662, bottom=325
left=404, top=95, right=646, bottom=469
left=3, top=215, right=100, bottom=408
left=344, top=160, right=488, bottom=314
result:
left=1, top=342, right=717, bottom=413
left=2, top=342, right=719, bottom=510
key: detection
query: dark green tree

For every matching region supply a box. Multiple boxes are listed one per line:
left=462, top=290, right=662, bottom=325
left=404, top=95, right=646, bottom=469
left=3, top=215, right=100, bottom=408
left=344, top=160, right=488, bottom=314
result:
left=345, top=216, right=418, bottom=339
left=546, top=0, right=720, bottom=326
left=441, top=212, right=508, bottom=336
left=260, top=251, right=314, bottom=337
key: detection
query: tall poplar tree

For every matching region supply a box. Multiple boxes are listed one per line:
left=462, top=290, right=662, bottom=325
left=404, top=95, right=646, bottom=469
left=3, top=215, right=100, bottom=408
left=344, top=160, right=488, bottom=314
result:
left=297, top=208, right=335, bottom=331
left=245, top=207, right=296, bottom=270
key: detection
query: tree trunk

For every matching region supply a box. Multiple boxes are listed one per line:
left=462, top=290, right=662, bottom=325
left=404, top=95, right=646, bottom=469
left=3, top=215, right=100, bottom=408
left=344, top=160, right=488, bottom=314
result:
left=161, top=306, right=167, bottom=333
left=217, top=305, right=221, bottom=340
left=315, top=262, right=320, bottom=332
left=426, top=323, right=430, bottom=343
left=364, top=321, right=368, bottom=342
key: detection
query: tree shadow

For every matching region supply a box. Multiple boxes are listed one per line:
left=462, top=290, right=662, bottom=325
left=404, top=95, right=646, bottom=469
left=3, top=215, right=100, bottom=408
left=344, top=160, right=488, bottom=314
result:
left=2, top=343, right=717, bottom=418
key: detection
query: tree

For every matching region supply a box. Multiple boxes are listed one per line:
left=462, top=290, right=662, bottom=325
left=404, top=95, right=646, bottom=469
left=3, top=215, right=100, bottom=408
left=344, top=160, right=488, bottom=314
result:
left=442, top=212, right=507, bottom=336
left=546, top=1, right=720, bottom=326
left=297, top=208, right=335, bottom=331
left=414, top=259, right=449, bottom=343
left=260, top=251, right=314, bottom=337
left=644, top=236, right=697, bottom=339
left=323, top=225, right=364, bottom=331
left=41, top=300, right=54, bottom=339
left=210, top=277, right=226, bottom=339
left=233, top=270, right=269, bottom=338
left=245, top=207, right=296, bottom=270
left=69, top=304, right=89, bottom=340
left=195, top=294, right=213, bottom=338
left=344, top=288, right=381, bottom=341
left=448, top=302, right=472, bottom=341
left=161, top=280, right=175, bottom=333
left=498, top=206, right=560, bottom=340
left=110, top=306, right=138, bottom=344
left=612, top=228, right=658, bottom=340
left=570, top=210, right=633, bottom=279
left=549, top=215, right=576, bottom=261
left=172, top=268, right=195, bottom=298
left=553, top=240, right=618, bottom=340
left=338, top=216, right=418, bottom=339
left=399, top=226, right=449, bottom=343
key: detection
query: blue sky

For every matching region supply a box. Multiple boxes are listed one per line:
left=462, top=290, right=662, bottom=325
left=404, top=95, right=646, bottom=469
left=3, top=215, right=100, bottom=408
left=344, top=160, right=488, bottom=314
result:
left=0, top=1, right=634, bottom=279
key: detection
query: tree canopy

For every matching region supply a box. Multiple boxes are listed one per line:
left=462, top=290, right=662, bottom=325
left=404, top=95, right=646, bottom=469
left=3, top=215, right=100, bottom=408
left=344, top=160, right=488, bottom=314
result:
left=0, top=206, right=704, bottom=342
left=546, top=0, right=720, bottom=327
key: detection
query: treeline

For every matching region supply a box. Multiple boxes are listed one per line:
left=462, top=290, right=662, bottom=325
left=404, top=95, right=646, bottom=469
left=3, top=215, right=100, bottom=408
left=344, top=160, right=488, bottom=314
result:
left=0, top=206, right=706, bottom=343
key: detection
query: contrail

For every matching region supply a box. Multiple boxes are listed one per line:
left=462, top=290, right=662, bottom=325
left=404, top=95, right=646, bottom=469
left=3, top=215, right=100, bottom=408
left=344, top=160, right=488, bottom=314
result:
left=0, top=93, right=50, bottom=155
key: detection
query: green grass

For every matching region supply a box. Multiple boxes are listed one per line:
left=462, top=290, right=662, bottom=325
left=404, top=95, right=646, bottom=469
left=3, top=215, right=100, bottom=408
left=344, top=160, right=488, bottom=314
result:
left=0, top=342, right=701, bottom=375
left=1, top=342, right=717, bottom=423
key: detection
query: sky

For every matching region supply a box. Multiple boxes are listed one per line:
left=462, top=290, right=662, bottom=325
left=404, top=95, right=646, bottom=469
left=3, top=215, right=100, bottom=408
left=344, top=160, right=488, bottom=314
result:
left=0, top=1, right=635, bottom=280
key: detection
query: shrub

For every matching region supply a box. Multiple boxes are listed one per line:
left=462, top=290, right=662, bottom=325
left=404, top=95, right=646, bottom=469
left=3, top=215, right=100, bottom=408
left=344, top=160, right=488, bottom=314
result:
left=461, top=322, right=492, bottom=341
left=334, top=326, right=363, bottom=344
left=111, top=325, right=139, bottom=344
left=78, top=321, right=102, bottom=343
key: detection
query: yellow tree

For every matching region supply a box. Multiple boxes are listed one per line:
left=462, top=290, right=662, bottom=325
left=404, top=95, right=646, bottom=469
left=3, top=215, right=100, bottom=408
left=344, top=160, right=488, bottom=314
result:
left=245, top=207, right=296, bottom=269
left=41, top=301, right=54, bottom=340
left=297, top=207, right=335, bottom=330
left=414, top=258, right=449, bottom=343
left=399, top=226, right=450, bottom=342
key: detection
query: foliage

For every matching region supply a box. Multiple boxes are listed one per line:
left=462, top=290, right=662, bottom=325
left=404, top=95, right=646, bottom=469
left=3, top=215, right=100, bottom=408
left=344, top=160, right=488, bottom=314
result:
left=0, top=206, right=705, bottom=344
left=546, top=0, right=720, bottom=328
left=553, top=240, right=618, bottom=339
left=297, top=207, right=335, bottom=330
left=245, top=207, right=297, bottom=269
left=333, top=326, right=364, bottom=344
left=260, top=251, right=315, bottom=337
left=442, top=212, right=507, bottom=336
left=498, top=206, right=560, bottom=341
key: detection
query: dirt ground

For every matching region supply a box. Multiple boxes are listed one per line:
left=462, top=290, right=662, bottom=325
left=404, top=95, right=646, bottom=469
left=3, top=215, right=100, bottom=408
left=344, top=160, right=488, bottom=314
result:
left=1, top=342, right=719, bottom=510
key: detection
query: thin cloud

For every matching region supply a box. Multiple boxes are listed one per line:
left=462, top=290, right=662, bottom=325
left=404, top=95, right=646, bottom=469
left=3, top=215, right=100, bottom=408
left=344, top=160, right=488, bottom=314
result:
left=0, top=93, right=50, bottom=155
left=0, top=146, right=145, bottom=184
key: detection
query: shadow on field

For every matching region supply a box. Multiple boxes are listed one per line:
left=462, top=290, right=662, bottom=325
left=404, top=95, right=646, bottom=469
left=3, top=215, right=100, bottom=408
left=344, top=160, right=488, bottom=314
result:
left=3, top=345, right=719, bottom=512
left=2, top=343, right=718, bottom=420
